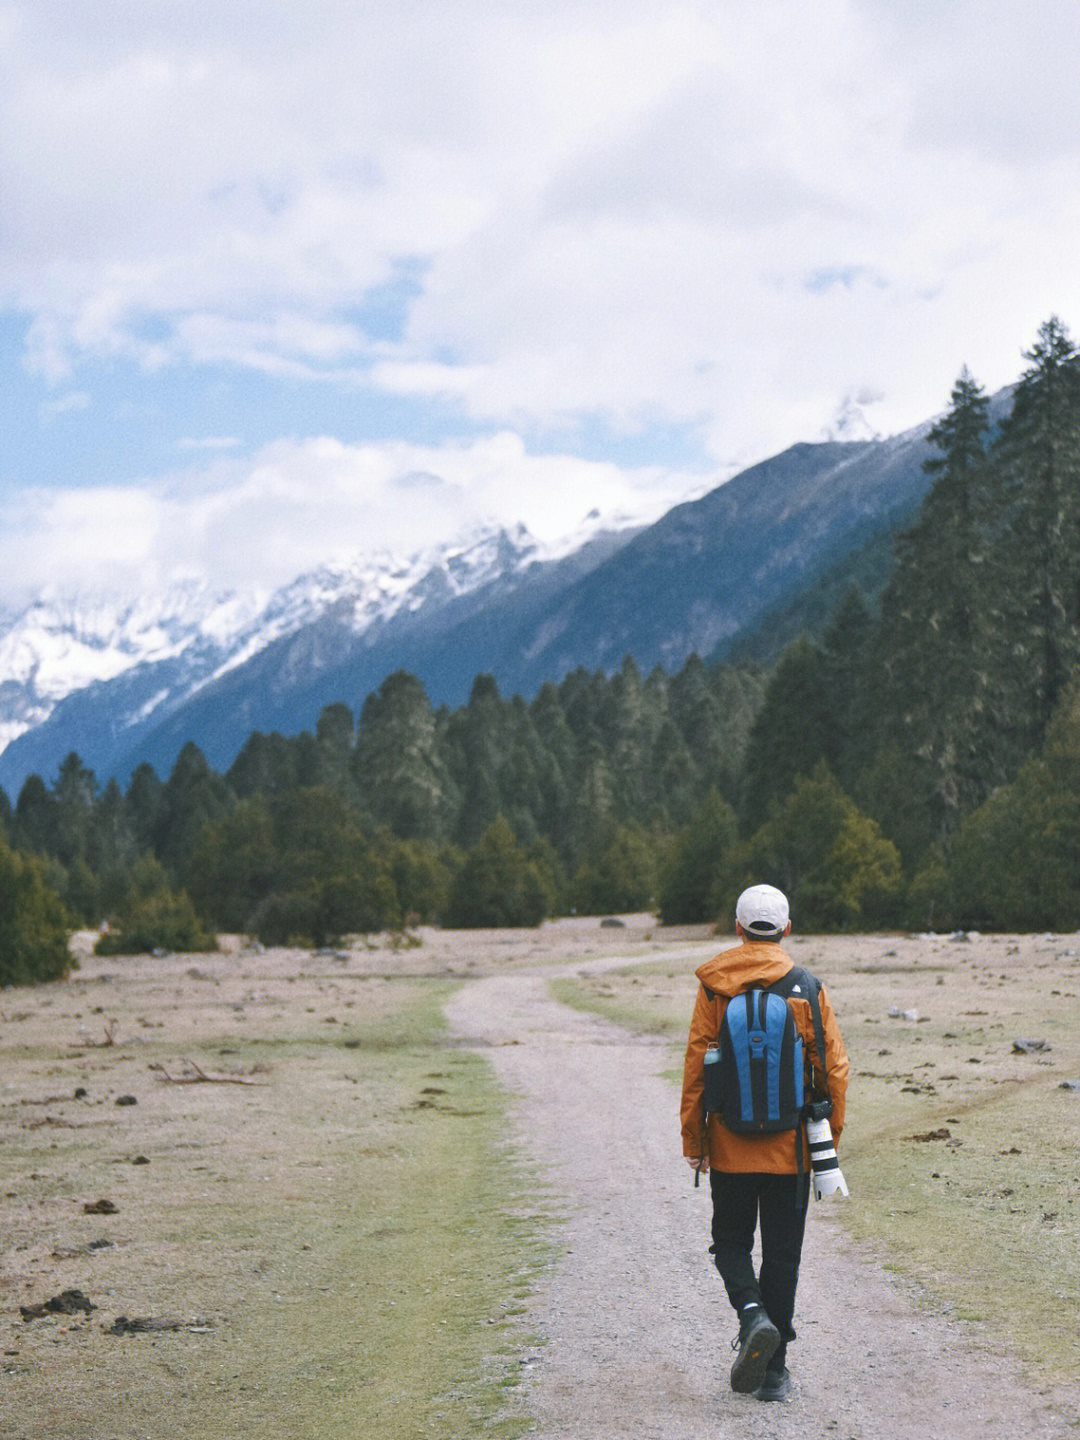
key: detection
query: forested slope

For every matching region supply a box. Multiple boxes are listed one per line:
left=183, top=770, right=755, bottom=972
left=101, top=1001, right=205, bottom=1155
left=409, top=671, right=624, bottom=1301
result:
left=2, top=320, right=1078, bottom=978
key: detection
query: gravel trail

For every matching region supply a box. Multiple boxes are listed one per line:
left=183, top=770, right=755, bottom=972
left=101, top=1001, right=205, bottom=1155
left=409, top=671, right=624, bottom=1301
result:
left=445, top=961, right=1078, bottom=1440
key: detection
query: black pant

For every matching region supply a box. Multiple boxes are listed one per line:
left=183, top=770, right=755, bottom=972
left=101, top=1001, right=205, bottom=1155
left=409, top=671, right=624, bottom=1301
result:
left=709, top=1170, right=810, bottom=1365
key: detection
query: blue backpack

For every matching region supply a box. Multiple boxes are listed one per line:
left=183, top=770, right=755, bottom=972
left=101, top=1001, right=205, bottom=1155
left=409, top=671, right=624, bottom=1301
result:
left=703, top=967, right=828, bottom=1136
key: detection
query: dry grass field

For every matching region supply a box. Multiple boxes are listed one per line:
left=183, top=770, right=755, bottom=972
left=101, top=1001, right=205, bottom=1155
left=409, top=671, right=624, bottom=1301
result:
left=3, top=920, right=1079, bottom=1438
left=1, top=931, right=560, bottom=1440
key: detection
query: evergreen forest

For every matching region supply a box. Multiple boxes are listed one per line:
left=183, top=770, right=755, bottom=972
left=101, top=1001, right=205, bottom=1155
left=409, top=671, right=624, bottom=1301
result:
left=2, top=319, right=1078, bottom=981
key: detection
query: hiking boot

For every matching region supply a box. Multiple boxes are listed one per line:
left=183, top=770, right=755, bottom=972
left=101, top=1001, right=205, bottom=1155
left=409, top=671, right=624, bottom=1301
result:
left=729, top=1307, right=780, bottom=1393
left=756, top=1366, right=792, bottom=1402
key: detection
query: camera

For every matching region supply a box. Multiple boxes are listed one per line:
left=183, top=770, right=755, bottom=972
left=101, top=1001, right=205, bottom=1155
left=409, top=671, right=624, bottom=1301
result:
left=805, top=1114, right=849, bottom=1200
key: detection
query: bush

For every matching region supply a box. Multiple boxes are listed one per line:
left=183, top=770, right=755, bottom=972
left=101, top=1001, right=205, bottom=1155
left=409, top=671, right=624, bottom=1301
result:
left=739, top=764, right=903, bottom=931
left=95, top=888, right=217, bottom=955
left=246, top=864, right=402, bottom=948
left=0, top=838, right=73, bottom=986
left=947, top=681, right=1080, bottom=930
left=572, top=824, right=658, bottom=916
left=657, top=791, right=738, bottom=925
left=246, top=888, right=323, bottom=948
left=442, top=816, right=552, bottom=928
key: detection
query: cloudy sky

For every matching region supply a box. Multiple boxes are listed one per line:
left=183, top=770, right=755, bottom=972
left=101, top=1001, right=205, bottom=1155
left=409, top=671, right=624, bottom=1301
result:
left=2, top=0, right=1078, bottom=604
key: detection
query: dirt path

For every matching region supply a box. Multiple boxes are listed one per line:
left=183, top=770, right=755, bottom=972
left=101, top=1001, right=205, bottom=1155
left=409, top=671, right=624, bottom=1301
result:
left=445, top=960, right=1078, bottom=1440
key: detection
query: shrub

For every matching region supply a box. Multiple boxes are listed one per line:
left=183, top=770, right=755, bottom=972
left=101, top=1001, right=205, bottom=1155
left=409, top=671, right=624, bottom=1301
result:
left=246, top=865, right=401, bottom=948
left=0, top=838, right=73, bottom=986
left=442, top=816, right=552, bottom=928
left=739, top=764, right=903, bottom=931
left=572, top=824, right=658, bottom=916
left=95, top=887, right=217, bottom=955
left=657, top=791, right=738, bottom=925
left=246, top=888, right=323, bottom=948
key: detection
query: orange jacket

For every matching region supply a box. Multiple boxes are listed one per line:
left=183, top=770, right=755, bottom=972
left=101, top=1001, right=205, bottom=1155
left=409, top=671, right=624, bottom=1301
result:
left=680, top=940, right=849, bottom=1173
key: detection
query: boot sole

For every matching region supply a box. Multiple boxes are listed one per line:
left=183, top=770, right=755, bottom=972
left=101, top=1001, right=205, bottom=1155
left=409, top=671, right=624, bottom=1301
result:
left=730, top=1318, right=780, bottom=1394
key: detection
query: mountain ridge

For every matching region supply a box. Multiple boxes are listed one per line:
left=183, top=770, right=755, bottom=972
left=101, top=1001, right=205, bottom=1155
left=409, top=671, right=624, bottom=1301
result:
left=0, top=397, right=1001, bottom=793
left=0, top=520, right=639, bottom=788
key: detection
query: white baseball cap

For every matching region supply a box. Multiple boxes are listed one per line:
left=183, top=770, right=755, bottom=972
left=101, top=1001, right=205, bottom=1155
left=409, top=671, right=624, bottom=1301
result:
left=736, top=883, right=790, bottom=938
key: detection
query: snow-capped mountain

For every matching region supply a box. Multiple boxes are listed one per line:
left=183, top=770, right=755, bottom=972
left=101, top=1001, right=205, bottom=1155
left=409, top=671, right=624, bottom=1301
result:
left=2, top=396, right=1008, bottom=795
left=0, top=521, right=563, bottom=774
left=0, top=585, right=259, bottom=750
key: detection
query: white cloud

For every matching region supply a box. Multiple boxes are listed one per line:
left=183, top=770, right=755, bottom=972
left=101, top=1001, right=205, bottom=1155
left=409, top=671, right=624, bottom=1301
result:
left=0, top=434, right=708, bottom=605
left=2, top=0, right=1079, bottom=483
left=2, top=484, right=167, bottom=600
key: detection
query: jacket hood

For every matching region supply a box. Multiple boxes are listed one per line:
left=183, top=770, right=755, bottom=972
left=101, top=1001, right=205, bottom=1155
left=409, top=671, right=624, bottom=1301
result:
left=695, top=940, right=793, bottom=998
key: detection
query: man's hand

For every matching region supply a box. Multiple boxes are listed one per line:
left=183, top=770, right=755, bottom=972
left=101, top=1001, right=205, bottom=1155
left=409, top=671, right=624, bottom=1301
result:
left=685, top=1155, right=708, bottom=1174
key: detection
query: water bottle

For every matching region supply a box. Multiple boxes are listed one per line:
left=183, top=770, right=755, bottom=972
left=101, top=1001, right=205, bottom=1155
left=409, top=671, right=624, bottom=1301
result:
left=703, top=1044, right=722, bottom=1114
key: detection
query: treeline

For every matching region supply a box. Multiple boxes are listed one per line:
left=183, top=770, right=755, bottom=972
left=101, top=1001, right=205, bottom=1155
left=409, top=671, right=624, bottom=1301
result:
left=0, top=658, right=768, bottom=975
left=2, top=318, right=1078, bottom=982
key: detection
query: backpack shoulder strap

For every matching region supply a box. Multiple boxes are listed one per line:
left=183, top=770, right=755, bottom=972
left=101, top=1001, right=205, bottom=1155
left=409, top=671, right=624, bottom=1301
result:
left=701, top=982, right=730, bottom=1047
left=798, top=967, right=830, bottom=1102
left=769, top=966, right=831, bottom=1103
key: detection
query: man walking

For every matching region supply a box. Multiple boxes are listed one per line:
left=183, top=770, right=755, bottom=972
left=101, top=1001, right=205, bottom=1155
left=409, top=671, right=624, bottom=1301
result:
left=680, top=883, right=849, bottom=1402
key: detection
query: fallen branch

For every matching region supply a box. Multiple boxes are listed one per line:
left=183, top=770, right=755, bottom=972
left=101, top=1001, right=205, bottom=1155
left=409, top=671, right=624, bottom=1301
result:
left=149, top=1060, right=266, bottom=1086
left=71, top=1019, right=123, bottom=1048
left=106, top=1314, right=202, bottom=1335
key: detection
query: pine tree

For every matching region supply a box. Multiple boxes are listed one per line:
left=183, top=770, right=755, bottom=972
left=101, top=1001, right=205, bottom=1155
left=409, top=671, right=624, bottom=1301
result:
left=91, top=779, right=132, bottom=871
left=662, top=659, right=713, bottom=820
left=821, top=587, right=875, bottom=792
left=740, top=637, right=835, bottom=827
left=870, top=368, right=995, bottom=851
left=314, top=703, right=356, bottom=798
left=13, top=774, right=57, bottom=856
left=184, top=796, right=277, bottom=932
left=572, top=821, right=658, bottom=915
left=739, top=764, right=902, bottom=931
left=657, top=790, right=738, bottom=925
left=354, top=672, right=457, bottom=839
left=948, top=676, right=1080, bottom=929
left=52, top=753, right=99, bottom=870
left=155, top=743, right=232, bottom=874
left=491, top=694, right=549, bottom=844
left=991, top=317, right=1080, bottom=744
left=226, top=731, right=301, bottom=797
left=442, top=816, right=551, bottom=927
left=649, top=716, right=699, bottom=829
left=124, top=764, right=166, bottom=853
left=528, top=682, right=576, bottom=843
left=446, top=674, right=505, bottom=846
left=607, top=656, right=665, bottom=821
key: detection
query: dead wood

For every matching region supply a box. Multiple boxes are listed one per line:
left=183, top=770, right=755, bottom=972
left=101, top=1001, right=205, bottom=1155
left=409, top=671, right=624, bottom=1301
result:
left=150, top=1059, right=265, bottom=1086
left=72, top=1019, right=123, bottom=1048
